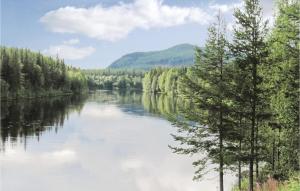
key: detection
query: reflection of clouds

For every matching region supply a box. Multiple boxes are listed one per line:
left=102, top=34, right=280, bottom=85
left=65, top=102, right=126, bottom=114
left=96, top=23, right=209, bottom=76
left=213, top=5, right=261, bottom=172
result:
left=1, top=102, right=235, bottom=191
left=42, top=149, right=77, bottom=164
left=2, top=148, right=77, bottom=166
left=81, top=103, right=124, bottom=118
left=121, top=158, right=144, bottom=170
left=120, top=155, right=200, bottom=191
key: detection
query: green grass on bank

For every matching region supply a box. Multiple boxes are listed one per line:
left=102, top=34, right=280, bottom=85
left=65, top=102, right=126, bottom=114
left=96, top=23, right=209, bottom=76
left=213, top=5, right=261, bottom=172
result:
left=232, top=174, right=300, bottom=191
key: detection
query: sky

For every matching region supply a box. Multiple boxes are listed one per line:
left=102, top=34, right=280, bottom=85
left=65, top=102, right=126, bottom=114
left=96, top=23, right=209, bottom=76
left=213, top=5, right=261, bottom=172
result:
left=1, top=0, right=274, bottom=69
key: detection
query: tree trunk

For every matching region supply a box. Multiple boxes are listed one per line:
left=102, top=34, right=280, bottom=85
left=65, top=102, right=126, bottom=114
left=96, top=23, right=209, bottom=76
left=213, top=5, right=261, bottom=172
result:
left=272, top=133, right=275, bottom=172
left=250, top=65, right=257, bottom=191
left=277, top=127, right=281, bottom=171
left=218, top=20, right=224, bottom=191
left=238, top=115, right=243, bottom=191
left=249, top=116, right=254, bottom=191
left=255, top=120, right=259, bottom=181
left=219, top=129, right=224, bottom=191
left=250, top=74, right=256, bottom=191
left=238, top=140, right=242, bottom=191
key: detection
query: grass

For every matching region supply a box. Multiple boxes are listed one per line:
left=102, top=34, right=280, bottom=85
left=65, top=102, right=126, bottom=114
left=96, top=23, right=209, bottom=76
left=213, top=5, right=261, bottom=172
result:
left=232, top=175, right=300, bottom=191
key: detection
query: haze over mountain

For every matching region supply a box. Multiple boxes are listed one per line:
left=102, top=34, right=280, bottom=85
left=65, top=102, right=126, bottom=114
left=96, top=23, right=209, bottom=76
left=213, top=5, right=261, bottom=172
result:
left=108, top=44, right=195, bottom=70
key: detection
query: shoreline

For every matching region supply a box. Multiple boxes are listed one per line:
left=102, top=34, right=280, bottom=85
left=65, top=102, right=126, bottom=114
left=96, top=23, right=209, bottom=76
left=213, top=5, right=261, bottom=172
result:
left=0, top=91, right=87, bottom=101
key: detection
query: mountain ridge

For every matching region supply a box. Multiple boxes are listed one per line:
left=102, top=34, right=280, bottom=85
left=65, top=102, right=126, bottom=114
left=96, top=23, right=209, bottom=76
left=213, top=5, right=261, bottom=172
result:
left=108, top=44, right=195, bottom=70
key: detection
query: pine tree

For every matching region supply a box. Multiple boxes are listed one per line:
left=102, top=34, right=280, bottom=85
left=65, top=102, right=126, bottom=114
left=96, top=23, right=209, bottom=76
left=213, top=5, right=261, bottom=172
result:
left=230, top=0, right=268, bottom=189
left=170, top=14, right=232, bottom=191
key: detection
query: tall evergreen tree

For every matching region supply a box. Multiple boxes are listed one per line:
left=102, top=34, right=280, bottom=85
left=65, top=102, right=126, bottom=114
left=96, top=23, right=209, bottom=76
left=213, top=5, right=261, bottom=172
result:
left=170, top=14, right=232, bottom=191
left=230, top=0, right=268, bottom=190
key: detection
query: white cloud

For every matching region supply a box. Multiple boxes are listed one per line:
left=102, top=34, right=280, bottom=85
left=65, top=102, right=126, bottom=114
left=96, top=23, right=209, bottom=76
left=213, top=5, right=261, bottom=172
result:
left=210, top=0, right=275, bottom=30
left=226, top=22, right=235, bottom=32
left=63, top=38, right=80, bottom=45
left=209, top=1, right=243, bottom=13
left=43, top=41, right=95, bottom=60
left=261, top=0, right=275, bottom=26
left=40, top=0, right=212, bottom=41
left=209, top=0, right=274, bottom=19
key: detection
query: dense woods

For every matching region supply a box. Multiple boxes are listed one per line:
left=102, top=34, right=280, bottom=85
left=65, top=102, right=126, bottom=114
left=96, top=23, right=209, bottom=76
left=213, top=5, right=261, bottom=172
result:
left=84, top=69, right=144, bottom=90
left=142, top=67, right=184, bottom=94
left=143, top=0, right=299, bottom=190
left=0, top=47, right=88, bottom=99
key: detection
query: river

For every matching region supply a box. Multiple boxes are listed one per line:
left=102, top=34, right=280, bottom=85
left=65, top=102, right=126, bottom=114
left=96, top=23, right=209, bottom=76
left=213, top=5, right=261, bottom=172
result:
left=0, top=90, right=235, bottom=191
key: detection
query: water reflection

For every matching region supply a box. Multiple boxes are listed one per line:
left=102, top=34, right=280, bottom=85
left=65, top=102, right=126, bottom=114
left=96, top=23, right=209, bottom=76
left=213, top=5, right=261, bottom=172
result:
left=142, top=93, right=180, bottom=118
left=0, top=91, right=235, bottom=191
left=0, top=91, right=175, bottom=151
left=88, top=90, right=146, bottom=116
left=0, top=95, right=87, bottom=151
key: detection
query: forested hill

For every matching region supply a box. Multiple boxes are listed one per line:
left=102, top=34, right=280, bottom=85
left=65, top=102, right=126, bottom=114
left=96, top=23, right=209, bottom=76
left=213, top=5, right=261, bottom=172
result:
left=108, top=44, right=195, bottom=70
left=0, top=47, right=88, bottom=99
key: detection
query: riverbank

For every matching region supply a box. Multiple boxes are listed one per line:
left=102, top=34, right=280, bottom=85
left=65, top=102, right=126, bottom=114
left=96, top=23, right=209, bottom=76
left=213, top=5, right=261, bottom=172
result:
left=232, top=174, right=300, bottom=191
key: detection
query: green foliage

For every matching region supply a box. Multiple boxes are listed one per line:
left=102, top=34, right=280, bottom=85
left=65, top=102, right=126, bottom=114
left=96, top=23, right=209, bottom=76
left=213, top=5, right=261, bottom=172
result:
left=278, top=177, right=300, bottom=191
left=169, top=15, right=235, bottom=191
left=84, top=69, right=144, bottom=90
left=261, top=0, right=300, bottom=178
left=232, top=178, right=249, bottom=191
left=142, top=1, right=299, bottom=190
left=142, top=67, right=185, bottom=94
left=230, top=0, right=269, bottom=190
left=0, top=47, right=88, bottom=99
left=108, top=44, right=195, bottom=70
left=142, top=93, right=182, bottom=119
left=1, top=0, right=298, bottom=189
left=231, top=174, right=300, bottom=191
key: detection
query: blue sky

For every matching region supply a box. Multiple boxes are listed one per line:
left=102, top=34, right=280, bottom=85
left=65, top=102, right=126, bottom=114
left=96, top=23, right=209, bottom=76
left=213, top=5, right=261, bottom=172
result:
left=1, top=0, right=274, bottom=69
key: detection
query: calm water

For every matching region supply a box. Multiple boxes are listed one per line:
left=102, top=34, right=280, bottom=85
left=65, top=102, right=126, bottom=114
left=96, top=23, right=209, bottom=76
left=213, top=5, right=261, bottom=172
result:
left=0, top=91, right=235, bottom=191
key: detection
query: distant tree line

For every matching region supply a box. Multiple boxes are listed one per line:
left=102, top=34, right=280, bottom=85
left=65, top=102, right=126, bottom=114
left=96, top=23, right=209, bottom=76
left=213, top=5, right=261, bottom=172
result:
left=143, top=1, right=299, bottom=191
left=84, top=69, right=144, bottom=90
left=0, top=47, right=88, bottom=99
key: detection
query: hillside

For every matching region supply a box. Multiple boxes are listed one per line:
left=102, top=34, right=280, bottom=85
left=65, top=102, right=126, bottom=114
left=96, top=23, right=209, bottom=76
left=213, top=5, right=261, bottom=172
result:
left=108, top=44, right=195, bottom=70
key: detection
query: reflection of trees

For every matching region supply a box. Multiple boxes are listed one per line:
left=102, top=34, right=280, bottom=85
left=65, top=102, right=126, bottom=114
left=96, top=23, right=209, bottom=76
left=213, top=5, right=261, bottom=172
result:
left=0, top=91, right=187, bottom=151
left=89, top=91, right=182, bottom=118
left=88, top=90, right=145, bottom=116
left=0, top=95, right=87, bottom=151
left=88, top=90, right=142, bottom=105
left=142, top=93, right=186, bottom=119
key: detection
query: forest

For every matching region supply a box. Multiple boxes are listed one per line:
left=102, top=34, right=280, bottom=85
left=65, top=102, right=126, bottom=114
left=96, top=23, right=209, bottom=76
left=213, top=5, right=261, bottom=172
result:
left=0, top=47, right=88, bottom=99
left=84, top=69, right=144, bottom=90
left=142, top=0, right=299, bottom=191
left=142, top=67, right=185, bottom=94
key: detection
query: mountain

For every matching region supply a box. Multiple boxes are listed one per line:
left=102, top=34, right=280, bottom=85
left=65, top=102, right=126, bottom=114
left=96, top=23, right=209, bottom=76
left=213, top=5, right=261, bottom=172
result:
left=108, top=44, right=195, bottom=70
